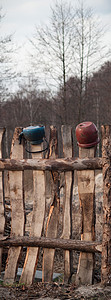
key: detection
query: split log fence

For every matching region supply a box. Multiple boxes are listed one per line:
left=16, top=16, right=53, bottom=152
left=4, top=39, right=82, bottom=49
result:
left=0, top=125, right=111, bottom=286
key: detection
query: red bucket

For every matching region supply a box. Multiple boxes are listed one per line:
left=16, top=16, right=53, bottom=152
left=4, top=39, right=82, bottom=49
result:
left=75, top=122, right=100, bottom=148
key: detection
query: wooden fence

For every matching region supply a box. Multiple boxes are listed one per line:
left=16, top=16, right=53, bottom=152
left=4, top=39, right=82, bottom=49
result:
left=0, top=125, right=111, bottom=286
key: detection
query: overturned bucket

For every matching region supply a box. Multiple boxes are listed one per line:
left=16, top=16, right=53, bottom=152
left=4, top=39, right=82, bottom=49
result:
left=75, top=121, right=100, bottom=148
left=19, top=125, right=49, bottom=153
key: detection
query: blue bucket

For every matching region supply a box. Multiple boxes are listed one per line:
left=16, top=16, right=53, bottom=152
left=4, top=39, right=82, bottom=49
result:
left=22, top=125, right=45, bottom=145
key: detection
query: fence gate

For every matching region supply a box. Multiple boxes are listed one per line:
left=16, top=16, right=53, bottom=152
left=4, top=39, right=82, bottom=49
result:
left=0, top=124, right=111, bottom=286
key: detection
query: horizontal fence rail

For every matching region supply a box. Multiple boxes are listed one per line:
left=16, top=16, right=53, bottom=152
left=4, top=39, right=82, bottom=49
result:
left=0, top=157, right=102, bottom=171
left=0, top=237, right=102, bottom=253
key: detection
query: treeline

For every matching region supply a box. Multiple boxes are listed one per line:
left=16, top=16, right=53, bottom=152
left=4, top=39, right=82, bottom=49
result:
left=0, top=60, right=111, bottom=157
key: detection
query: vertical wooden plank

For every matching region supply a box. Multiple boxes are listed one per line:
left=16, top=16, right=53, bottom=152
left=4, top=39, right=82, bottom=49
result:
left=61, top=125, right=73, bottom=282
left=42, top=126, right=60, bottom=282
left=0, top=128, right=5, bottom=273
left=20, top=143, right=45, bottom=286
left=75, top=147, right=95, bottom=285
left=4, top=128, right=25, bottom=284
left=101, top=125, right=111, bottom=285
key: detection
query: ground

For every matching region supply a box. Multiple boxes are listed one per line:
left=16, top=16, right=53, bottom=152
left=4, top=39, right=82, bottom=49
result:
left=0, top=282, right=111, bottom=299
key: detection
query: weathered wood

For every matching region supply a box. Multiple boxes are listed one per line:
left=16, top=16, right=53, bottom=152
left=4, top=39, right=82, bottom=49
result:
left=20, top=143, right=45, bottom=286
left=101, top=125, right=111, bottom=285
left=0, top=157, right=102, bottom=171
left=75, top=147, right=95, bottom=285
left=0, top=236, right=102, bottom=253
left=61, top=125, right=73, bottom=282
left=42, top=126, right=60, bottom=283
left=4, top=128, right=25, bottom=284
left=0, top=128, right=5, bottom=273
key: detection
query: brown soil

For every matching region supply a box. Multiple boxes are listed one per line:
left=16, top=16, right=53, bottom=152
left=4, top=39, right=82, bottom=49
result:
left=0, top=282, right=111, bottom=300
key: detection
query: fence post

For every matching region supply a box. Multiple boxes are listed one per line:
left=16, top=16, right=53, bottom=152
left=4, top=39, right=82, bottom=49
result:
left=75, top=146, right=95, bottom=285
left=42, top=126, right=60, bottom=282
left=61, top=125, right=74, bottom=282
left=75, top=121, right=99, bottom=285
left=20, top=140, right=46, bottom=286
left=4, top=128, right=25, bottom=284
left=0, top=128, right=5, bottom=273
left=101, top=125, right=111, bottom=285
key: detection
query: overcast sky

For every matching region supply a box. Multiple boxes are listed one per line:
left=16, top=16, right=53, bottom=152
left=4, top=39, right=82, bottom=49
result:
left=0, top=0, right=111, bottom=82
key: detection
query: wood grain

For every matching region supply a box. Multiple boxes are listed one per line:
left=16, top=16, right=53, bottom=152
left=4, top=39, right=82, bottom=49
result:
left=75, top=147, right=95, bottom=285
left=61, top=125, right=73, bottom=282
left=4, top=128, right=25, bottom=284
left=20, top=143, right=45, bottom=286
left=42, top=126, right=60, bottom=282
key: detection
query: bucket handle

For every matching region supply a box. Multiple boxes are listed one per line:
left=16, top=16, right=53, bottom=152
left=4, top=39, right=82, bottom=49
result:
left=19, top=133, right=49, bottom=154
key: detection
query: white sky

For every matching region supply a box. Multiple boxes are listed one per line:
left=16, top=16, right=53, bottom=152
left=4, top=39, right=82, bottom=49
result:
left=0, top=0, right=111, bottom=89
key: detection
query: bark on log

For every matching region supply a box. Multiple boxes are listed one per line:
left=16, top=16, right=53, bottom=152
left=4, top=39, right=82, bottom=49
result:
left=0, top=157, right=102, bottom=172
left=101, top=125, right=111, bottom=286
left=0, top=128, right=5, bottom=273
left=0, top=236, right=102, bottom=253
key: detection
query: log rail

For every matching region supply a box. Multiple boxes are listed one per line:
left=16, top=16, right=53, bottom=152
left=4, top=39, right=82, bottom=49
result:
left=0, top=157, right=102, bottom=171
left=0, top=236, right=102, bottom=253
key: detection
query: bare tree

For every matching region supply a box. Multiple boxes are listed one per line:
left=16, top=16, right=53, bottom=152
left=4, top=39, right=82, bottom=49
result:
left=0, top=8, right=17, bottom=101
left=29, top=0, right=110, bottom=123
left=73, top=0, right=110, bottom=121
left=29, top=0, right=76, bottom=123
